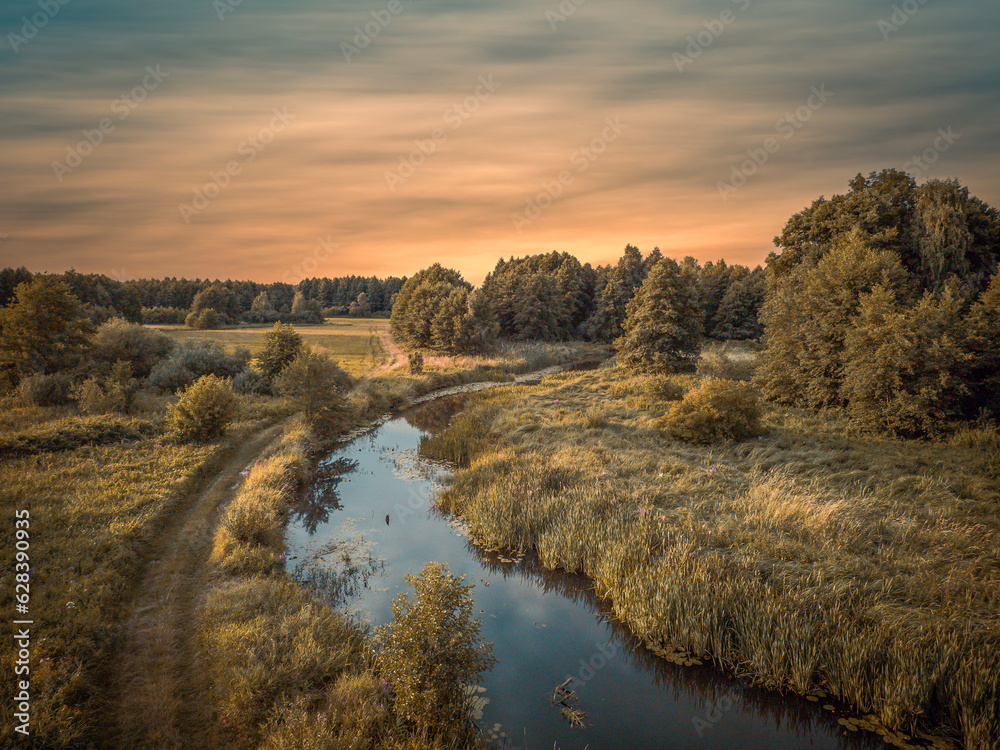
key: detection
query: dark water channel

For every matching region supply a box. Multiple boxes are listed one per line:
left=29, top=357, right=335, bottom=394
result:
left=285, top=389, right=878, bottom=750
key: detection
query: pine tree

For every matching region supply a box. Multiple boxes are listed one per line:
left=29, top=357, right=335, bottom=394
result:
left=615, top=258, right=703, bottom=373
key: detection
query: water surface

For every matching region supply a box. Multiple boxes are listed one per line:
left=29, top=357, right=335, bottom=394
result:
left=286, top=397, right=877, bottom=750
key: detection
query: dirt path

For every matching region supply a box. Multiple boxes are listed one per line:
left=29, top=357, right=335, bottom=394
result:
left=110, top=420, right=289, bottom=750
left=370, top=332, right=406, bottom=376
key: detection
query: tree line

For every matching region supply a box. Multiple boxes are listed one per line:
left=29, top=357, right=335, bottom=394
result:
left=390, top=248, right=764, bottom=351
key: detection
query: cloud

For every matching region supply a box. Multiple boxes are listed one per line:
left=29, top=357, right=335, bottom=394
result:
left=1, top=0, right=997, bottom=284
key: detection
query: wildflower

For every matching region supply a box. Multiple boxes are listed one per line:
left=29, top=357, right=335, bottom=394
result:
left=708, top=467, right=717, bottom=474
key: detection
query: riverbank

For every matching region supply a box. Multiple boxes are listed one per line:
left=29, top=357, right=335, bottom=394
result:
left=423, top=365, right=1000, bottom=750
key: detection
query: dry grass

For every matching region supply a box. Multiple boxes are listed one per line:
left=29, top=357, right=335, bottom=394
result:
left=155, top=319, right=391, bottom=376
left=429, top=364, right=1000, bottom=750
left=200, top=417, right=491, bottom=750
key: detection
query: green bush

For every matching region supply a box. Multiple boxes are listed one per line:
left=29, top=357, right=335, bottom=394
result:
left=92, top=318, right=175, bottom=378
left=374, top=562, right=496, bottom=731
left=275, top=348, right=353, bottom=436
left=16, top=372, right=74, bottom=406
left=259, top=322, right=303, bottom=377
left=659, top=377, right=762, bottom=444
left=148, top=339, right=249, bottom=392
left=168, top=374, right=238, bottom=441
left=232, top=366, right=273, bottom=396
left=408, top=351, right=424, bottom=375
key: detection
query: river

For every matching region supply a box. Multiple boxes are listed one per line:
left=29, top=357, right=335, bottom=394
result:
left=285, top=390, right=878, bottom=750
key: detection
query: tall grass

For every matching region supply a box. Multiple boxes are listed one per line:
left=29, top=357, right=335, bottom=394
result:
left=200, top=416, right=491, bottom=750
left=428, top=366, right=1000, bottom=749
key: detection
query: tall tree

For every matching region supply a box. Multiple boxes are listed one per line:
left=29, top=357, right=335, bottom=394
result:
left=0, top=276, right=93, bottom=379
left=615, top=258, right=703, bottom=373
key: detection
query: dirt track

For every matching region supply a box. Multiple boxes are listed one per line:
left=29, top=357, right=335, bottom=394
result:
left=109, top=421, right=288, bottom=750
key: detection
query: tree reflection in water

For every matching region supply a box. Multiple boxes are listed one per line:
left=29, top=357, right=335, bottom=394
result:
left=290, top=456, right=359, bottom=534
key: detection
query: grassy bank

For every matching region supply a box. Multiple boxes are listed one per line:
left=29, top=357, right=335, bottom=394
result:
left=423, top=364, right=1000, bottom=750
left=0, top=395, right=290, bottom=749
left=198, top=416, right=490, bottom=750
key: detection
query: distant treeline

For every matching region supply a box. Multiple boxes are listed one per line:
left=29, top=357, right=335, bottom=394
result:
left=0, top=269, right=407, bottom=327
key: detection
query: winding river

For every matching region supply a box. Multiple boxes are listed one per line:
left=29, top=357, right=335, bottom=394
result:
left=285, top=387, right=878, bottom=750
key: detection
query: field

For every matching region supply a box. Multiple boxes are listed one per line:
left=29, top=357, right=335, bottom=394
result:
left=423, top=358, right=1000, bottom=750
left=153, top=319, right=391, bottom=376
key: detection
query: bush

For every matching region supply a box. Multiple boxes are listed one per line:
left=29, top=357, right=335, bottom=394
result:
left=232, top=367, right=273, bottom=396
left=71, top=377, right=113, bottom=414
left=258, top=322, right=303, bottom=377
left=408, top=351, right=424, bottom=375
left=659, top=377, right=763, bottom=444
left=644, top=375, right=685, bottom=401
left=16, top=372, right=74, bottom=406
left=148, top=339, right=249, bottom=392
left=71, top=361, right=139, bottom=414
left=374, top=562, right=496, bottom=731
left=185, top=308, right=222, bottom=330
left=92, top=318, right=175, bottom=378
left=275, top=349, right=352, bottom=437
left=168, top=374, right=238, bottom=441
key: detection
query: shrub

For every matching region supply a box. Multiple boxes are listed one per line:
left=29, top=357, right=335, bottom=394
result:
left=168, top=374, right=238, bottom=441
left=71, top=377, right=113, bottom=414
left=659, top=377, right=762, bottom=444
left=259, top=323, right=303, bottom=377
left=644, top=375, right=685, bottom=401
left=92, top=318, right=175, bottom=378
left=148, top=339, right=248, bottom=392
left=374, top=562, right=496, bottom=730
left=232, top=366, right=273, bottom=396
left=16, top=372, right=74, bottom=406
left=408, top=351, right=424, bottom=375
left=275, top=349, right=352, bottom=437
left=185, top=308, right=222, bottom=330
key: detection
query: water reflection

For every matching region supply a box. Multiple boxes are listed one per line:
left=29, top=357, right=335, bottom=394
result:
left=290, top=457, right=358, bottom=534
left=286, top=407, right=881, bottom=750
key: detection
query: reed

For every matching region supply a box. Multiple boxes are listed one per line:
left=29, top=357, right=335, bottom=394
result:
left=428, top=365, right=1000, bottom=749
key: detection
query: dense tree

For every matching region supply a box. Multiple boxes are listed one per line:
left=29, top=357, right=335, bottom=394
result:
left=757, top=230, right=908, bottom=407
left=258, top=322, right=303, bottom=377
left=712, top=266, right=766, bottom=340
left=391, top=265, right=473, bottom=351
left=0, top=276, right=93, bottom=380
left=760, top=170, right=1000, bottom=433
left=275, top=348, right=352, bottom=436
left=842, top=284, right=968, bottom=435
left=0, top=267, right=34, bottom=308
left=615, top=258, right=702, bottom=373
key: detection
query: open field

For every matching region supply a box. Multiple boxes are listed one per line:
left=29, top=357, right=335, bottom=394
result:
left=153, top=319, right=391, bottom=376
left=0, top=395, right=292, bottom=748
left=424, top=362, right=1000, bottom=749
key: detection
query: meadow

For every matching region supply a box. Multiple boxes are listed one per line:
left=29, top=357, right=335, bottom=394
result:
left=422, top=355, right=1000, bottom=750
left=153, top=319, right=391, bottom=376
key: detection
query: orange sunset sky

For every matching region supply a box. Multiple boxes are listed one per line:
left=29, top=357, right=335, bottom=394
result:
left=1, top=0, right=998, bottom=286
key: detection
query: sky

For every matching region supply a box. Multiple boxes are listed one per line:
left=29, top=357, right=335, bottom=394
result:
left=0, top=0, right=997, bottom=286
